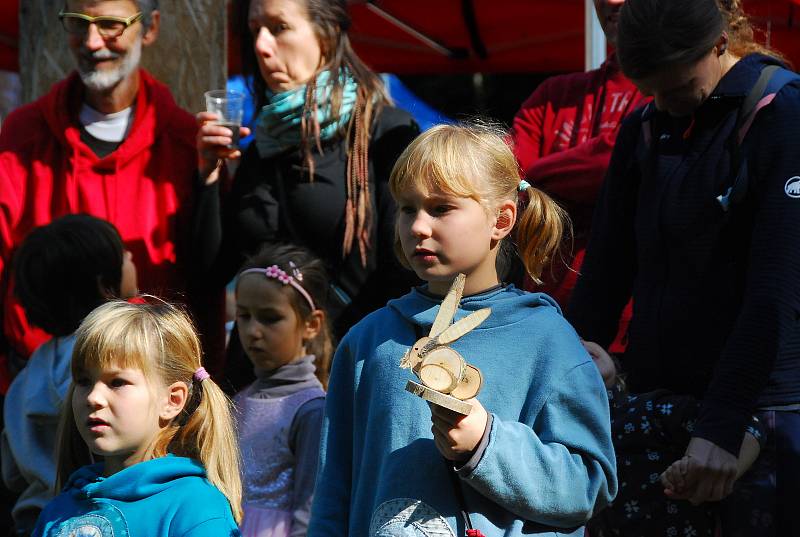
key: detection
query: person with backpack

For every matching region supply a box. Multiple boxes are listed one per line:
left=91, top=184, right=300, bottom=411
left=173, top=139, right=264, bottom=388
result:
left=566, top=0, right=800, bottom=534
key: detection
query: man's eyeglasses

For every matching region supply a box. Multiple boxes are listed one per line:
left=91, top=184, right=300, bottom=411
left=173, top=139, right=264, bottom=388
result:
left=58, top=11, right=143, bottom=39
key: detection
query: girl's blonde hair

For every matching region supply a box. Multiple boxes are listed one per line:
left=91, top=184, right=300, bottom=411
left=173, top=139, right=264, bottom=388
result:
left=55, top=299, right=243, bottom=522
left=389, top=122, right=569, bottom=283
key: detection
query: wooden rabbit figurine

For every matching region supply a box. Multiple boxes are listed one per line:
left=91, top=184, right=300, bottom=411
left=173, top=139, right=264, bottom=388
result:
left=400, top=273, right=490, bottom=415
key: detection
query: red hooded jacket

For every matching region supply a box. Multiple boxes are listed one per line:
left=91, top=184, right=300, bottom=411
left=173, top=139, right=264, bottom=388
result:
left=0, top=70, right=222, bottom=392
left=511, top=55, right=648, bottom=352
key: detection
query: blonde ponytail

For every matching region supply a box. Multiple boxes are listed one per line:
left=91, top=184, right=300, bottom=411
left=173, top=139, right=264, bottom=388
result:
left=516, top=186, right=570, bottom=284
left=165, top=378, right=243, bottom=522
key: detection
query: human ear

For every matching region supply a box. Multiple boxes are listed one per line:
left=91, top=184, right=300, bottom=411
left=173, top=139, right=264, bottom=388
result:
left=492, top=200, right=517, bottom=240
left=302, top=310, right=325, bottom=342
left=715, top=32, right=728, bottom=56
left=141, top=11, right=160, bottom=46
left=160, top=381, right=188, bottom=422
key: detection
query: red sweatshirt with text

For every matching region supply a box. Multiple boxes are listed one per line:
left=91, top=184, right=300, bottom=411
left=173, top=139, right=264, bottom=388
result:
left=0, top=70, right=223, bottom=392
left=511, top=54, right=647, bottom=352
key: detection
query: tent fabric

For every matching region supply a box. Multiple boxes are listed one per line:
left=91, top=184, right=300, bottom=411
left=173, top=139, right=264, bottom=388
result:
left=347, top=0, right=800, bottom=74
left=349, top=0, right=585, bottom=74
left=0, top=0, right=19, bottom=72
left=3, top=1, right=800, bottom=76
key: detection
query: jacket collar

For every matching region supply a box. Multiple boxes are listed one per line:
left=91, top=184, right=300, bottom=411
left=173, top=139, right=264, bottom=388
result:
left=38, top=69, right=179, bottom=168
left=710, top=53, right=786, bottom=99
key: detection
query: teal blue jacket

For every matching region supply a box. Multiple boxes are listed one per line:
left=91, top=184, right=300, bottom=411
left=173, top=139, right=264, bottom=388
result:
left=33, top=455, right=240, bottom=537
left=309, top=285, right=616, bottom=537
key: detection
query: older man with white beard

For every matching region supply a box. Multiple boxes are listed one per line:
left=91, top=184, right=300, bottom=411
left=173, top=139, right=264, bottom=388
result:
left=0, top=1, right=223, bottom=415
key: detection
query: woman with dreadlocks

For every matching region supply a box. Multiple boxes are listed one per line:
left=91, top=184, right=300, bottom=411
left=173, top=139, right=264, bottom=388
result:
left=195, top=0, right=419, bottom=385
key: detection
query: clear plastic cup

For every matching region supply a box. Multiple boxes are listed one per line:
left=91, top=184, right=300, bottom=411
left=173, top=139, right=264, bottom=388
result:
left=204, top=89, right=245, bottom=149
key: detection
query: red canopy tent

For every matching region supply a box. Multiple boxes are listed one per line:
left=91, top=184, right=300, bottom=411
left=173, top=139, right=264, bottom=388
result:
left=345, top=0, right=800, bottom=74
left=0, top=0, right=19, bottom=72
left=348, top=0, right=585, bottom=74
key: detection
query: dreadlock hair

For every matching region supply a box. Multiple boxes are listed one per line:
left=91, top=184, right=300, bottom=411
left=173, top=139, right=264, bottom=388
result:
left=237, top=0, right=391, bottom=266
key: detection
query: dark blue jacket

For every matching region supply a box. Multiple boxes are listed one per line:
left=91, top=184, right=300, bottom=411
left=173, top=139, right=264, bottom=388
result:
left=568, top=54, right=800, bottom=456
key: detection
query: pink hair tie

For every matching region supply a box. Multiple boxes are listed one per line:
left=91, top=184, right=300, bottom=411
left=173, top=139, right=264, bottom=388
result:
left=238, top=264, right=316, bottom=311
left=193, top=367, right=210, bottom=383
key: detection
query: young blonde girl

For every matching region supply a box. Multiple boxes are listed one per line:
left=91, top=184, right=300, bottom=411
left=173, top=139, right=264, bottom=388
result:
left=234, top=243, right=333, bottom=537
left=308, top=123, right=616, bottom=537
left=32, top=300, right=242, bottom=537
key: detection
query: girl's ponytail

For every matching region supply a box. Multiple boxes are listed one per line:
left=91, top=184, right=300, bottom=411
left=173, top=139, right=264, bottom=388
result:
left=167, top=377, right=243, bottom=523
left=515, top=185, right=570, bottom=284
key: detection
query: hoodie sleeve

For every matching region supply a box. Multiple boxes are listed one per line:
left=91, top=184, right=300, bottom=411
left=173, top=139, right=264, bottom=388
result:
left=192, top=143, right=278, bottom=286
left=1, top=428, right=25, bottom=493
left=0, top=116, right=28, bottom=387
left=179, top=517, right=242, bottom=536
left=456, top=333, right=617, bottom=528
left=307, top=340, right=355, bottom=536
left=566, top=114, right=642, bottom=347
left=511, top=81, right=619, bottom=207
left=511, top=75, right=647, bottom=207
left=510, top=81, right=549, bottom=176
left=288, top=397, right=325, bottom=537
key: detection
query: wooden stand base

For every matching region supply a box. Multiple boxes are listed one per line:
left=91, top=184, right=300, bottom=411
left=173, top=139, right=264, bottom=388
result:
left=405, top=380, right=472, bottom=415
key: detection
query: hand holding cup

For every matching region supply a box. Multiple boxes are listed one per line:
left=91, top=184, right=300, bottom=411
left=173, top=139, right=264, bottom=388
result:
left=197, top=90, right=250, bottom=184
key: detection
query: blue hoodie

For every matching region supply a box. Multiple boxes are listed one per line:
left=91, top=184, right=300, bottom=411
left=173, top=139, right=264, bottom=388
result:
left=308, top=285, right=616, bottom=537
left=33, top=455, right=240, bottom=537
left=2, top=335, right=75, bottom=533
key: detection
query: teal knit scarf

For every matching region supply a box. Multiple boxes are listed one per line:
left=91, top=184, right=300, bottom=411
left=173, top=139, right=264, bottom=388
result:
left=254, top=69, right=357, bottom=159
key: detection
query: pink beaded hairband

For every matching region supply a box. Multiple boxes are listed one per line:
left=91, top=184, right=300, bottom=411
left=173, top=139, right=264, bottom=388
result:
left=238, top=264, right=316, bottom=311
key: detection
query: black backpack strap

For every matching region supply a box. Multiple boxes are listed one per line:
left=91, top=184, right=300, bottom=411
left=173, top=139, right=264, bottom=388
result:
left=717, top=65, right=800, bottom=210
left=634, top=102, right=656, bottom=162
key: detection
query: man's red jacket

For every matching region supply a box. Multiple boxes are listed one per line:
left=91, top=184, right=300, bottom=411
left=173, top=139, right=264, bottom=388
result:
left=0, top=70, right=223, bottom=391
left=511, top=55, right=647, bottom=352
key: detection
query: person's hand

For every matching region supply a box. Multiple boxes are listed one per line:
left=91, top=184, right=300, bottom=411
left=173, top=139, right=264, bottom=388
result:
left=582, top=340, right=605, bottom=359
left=430, top=398, right=489, bottom=462
left=196, top=112, right=251, bottom=184
left=661, top=456, right=695, bottom=499
left=680, top=436, right=738, bottom=505
left=581, top=340, right=617, bottom=388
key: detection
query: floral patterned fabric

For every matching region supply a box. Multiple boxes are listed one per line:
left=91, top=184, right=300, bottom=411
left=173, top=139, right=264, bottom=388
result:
left=590, top=386, right=765, bottom=537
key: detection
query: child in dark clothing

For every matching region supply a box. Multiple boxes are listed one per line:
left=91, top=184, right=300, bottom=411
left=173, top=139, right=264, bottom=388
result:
left=584, top=341, right=764, bottom=537
left=1, top=214, right=137, bottom=536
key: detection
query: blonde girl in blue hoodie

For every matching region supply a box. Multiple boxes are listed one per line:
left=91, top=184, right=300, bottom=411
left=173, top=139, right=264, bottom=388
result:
left=33, top=300, right=242, bottom=537
left=308, top=123, right=616, bottom=537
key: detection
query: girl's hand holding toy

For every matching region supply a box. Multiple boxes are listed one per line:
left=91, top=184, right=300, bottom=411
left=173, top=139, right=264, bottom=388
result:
left=430, top=398, right=489, bottom=462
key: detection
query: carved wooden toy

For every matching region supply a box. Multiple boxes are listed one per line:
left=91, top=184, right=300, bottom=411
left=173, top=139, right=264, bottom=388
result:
left=400, top=273, right=490, bottom=415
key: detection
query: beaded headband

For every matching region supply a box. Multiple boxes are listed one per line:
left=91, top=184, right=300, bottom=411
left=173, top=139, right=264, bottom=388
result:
left=238, top=264, right=316, bottom=311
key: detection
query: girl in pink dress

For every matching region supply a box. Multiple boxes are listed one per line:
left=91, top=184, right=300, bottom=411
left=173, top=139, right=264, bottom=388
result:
left=234, top=244, right=333, bottom=537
